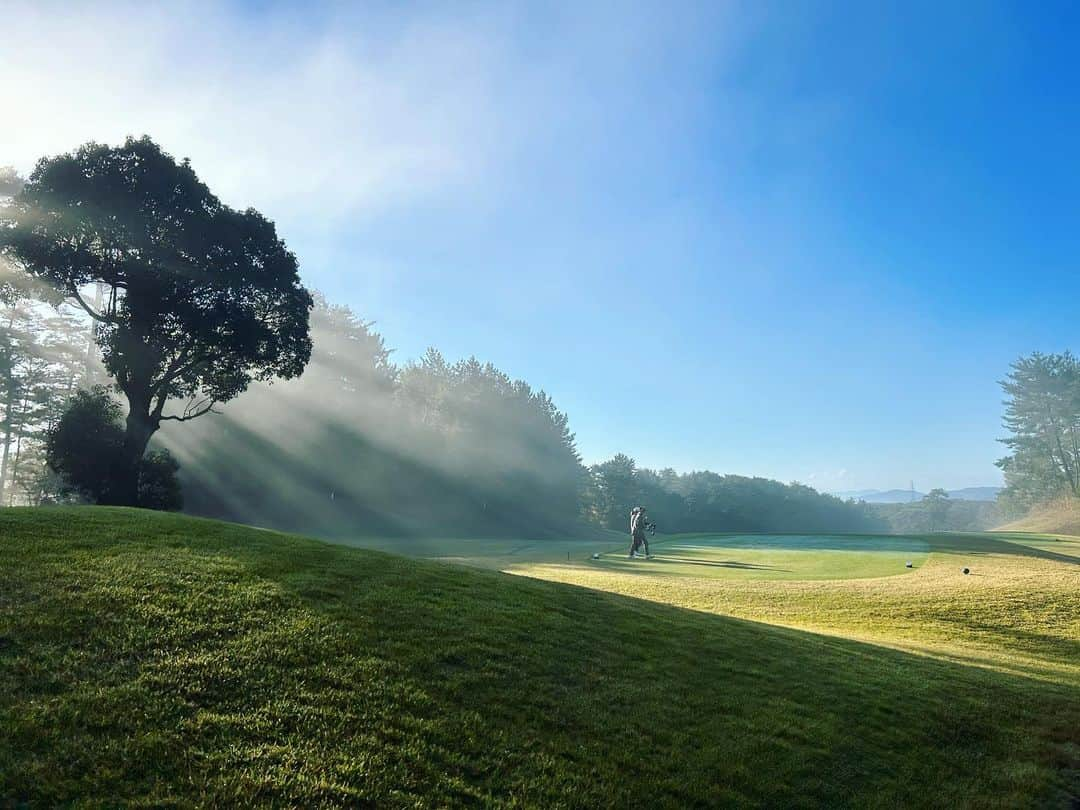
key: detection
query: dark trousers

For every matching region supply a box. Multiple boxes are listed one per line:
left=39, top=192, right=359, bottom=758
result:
left=629, top=531, right=648, bottom=556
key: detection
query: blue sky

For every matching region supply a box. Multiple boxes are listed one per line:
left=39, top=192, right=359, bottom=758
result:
left=4, top=1, right=1078, bottom=491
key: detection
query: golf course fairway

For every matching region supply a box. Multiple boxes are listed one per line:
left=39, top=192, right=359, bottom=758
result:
left=2, top=508, right=1078, bottom=806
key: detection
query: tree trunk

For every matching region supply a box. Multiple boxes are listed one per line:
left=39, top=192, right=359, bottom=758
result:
left=106, top=399, right=159, bottom=507
left=0, top=309, right=14, bottom=506
left=0, top=394, right=11, bottom=507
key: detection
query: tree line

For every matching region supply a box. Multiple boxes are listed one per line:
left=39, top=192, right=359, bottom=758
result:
left=869, top=489, right=1000, bottom=533
left=0, top=296, right=103, bottom=505
left=581, top=453, right=887, bottom=534
left=2, top=137, right=1066, bottom=536
left=161, top=294, right=585, bottom=537
left=996, top=351, right=1080, bottom=515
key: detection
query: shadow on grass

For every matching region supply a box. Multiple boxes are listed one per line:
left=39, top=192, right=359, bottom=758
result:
left=608, top=555, right=786, bottom=571
left=647, top=531, right=1080, bottom=566
left=2, top=507, right=1078, bottom=807
left=926, top=533, right=1080, bottom=565
left=264, top=542, right=1080, bottom=805
left=657, top=532, right=929, bottom=553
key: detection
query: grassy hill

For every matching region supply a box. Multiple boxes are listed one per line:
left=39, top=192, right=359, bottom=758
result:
left=1, top=508, right=1078, bottom=807
left=997, top=497, right=1080, bottom=536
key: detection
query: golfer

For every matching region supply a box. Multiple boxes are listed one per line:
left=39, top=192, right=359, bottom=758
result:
left=628, top=506, right=651, bottom=558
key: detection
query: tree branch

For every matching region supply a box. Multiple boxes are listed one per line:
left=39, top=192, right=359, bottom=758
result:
left=160, top=397, right=218, bottom=422
left=69, top=286, right=117, bottom=324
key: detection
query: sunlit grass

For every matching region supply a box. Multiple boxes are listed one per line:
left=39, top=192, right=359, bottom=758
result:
left=513, top=532, right=1080, bottom=686
left=1, top=508, right=1077, bottom=806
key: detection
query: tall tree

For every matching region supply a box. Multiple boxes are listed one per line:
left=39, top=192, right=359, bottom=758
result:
left=922, top=488, right=950, bottom=532
left=585, top=454, right=640, bottom=530
left=0, top=168, right=22, bottom=197
left=0, top=299, right=97, bottom=505
left=0, top=137, right=313, bottom=504
left=0, top=168, right=31, bottom=305
left=998, top=352, right=1080, bottom=507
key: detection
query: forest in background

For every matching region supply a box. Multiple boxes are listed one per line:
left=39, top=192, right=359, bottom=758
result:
left=161, top=295, right=884, bottom=537
left=2, top=150, right=1075, bottom=540
left=0, top=279, right=884, bottom=537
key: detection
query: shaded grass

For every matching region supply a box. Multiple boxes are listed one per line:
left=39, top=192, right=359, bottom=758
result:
left=1, top=508, right=1078, bottom=807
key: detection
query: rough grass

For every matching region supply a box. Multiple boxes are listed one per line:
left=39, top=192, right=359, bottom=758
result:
left=1, top=508, right=1078, bottom=807
left=997, top=497, right=1080, bottom=536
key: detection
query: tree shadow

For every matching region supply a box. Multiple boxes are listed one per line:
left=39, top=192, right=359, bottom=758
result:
left=926, top=533, right=1080, bottom=566
left=660, top=533, right=928, bottom=553
left=619, top=555, right=786, bottom=571
left=7, top=511, right=1077, bottom=806
left=652, top=532, right=1080, bottom=566
left=257, top=537, right=1080, bottom=805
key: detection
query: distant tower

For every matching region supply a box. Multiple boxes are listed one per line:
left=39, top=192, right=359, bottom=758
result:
left=910, top=480, right=916, bottom=502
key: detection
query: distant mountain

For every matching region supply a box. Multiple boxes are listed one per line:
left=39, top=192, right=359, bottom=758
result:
left=831, top=487, right=1001, bottom=504
left=829, top=489, right=882, bottom=500
left=835, top=489, right=925, bottom=504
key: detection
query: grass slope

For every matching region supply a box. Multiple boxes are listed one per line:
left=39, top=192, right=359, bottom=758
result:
left=1, top=508, right=1078, bottom=807
left=997, top=497, right=1080, bottom=537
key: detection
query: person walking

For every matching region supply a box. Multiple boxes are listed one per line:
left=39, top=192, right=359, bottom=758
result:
left=628, top=506, right=651, bottom=558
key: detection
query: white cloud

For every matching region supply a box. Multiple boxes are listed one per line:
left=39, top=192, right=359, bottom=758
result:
left=805, top=468, right=850, bottom=489
left=1, top=2, right=760, bottom=234
left=1, top=2, right=508, bottom=224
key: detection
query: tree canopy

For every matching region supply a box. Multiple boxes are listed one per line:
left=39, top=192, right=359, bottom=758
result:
left=163, top=295, right=585, bottom=537
left=997, top=351, right=1080, bottom=510
left=582, top=459, right=886, bottom=535
left=0, top=137, right=312, bottom=503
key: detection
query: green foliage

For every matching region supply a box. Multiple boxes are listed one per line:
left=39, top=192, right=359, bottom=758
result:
left=138, top=449, right=183, bottom=511
left=922, top=487, right=950, bottom=531
left=998, top=351, right=1080, bottom=509
left=0, top=300, right=94, bottom=504
left=871, top=497, right=1001, bottom=533
left=0, top=167, right=31, bottom=306
left=581, top=453, right=639, bottom=528
left=165, top=295, right=584, bottom=537
left=45, top=387, right=124, bottom=503
left=0, top=167, right=22, bottom=198
left=45, top=387, right=182, bottom=510
left=0, top=137, right=312, bottom=503
left=0, top=508, right=1075, bottom=806
left=583, top=456, right=886, bottom=533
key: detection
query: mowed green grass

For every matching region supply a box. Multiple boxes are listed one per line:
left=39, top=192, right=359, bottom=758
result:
left=518, top=531, right=1080, bottom=687
left=352, top=531, right=931, bottom=581
left=342, top=534, right=609, bottom=571
left=588, top=533, right=932, bottom=580
left=1, top=509, right=1078, bottom=807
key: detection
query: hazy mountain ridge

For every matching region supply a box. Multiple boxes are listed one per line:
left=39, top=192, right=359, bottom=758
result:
left=831, top=487, right=1001, bottom=504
